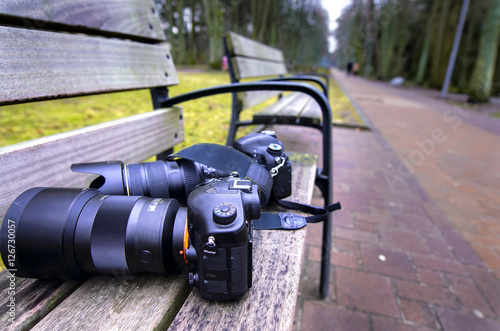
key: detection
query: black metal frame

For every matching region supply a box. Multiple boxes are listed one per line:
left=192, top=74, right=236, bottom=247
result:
left=161, top=81, right=334, bottom=299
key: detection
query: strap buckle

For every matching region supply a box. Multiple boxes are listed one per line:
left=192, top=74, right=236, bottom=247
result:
left=270, top=157, right=285, bottom=177
left=279, top=213, right=307, bottom=230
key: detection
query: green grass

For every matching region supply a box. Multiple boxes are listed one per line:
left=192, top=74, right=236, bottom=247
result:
left=0, top=71, right=363, bottom=149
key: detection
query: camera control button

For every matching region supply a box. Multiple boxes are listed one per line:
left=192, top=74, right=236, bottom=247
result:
left=139, top=250, right=153, bottom=263
left=203, top=280, right=227, bottom=294
left=213, top=203, right=237, bottom=224
left=230, top=245, right=248, bottom=269
left=202, top=248, right=227, bottom=270
left=267, top=143, right=282, bottom=153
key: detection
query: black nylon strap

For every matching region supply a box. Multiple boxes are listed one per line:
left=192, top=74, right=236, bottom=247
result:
left=253, top=212, right=307, bottom=230
left=170, top=143, right=273, bottom=204
left=252, top=201, right=342, bottom=230
left=276, top=200, right=342, bottom=223
left=172, top=143, right=342, bottom=231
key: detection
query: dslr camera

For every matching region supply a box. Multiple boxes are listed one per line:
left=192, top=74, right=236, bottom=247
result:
left=233, top=131, right=292, bottom=200
left=0, top=177, right=260, bottom=301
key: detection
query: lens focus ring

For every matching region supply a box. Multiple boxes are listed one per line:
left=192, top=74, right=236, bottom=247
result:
left=145, top=162, right=170, bottom=198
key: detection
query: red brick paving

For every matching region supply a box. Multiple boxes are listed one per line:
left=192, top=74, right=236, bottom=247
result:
left=279, top=68, right=500, bottom=330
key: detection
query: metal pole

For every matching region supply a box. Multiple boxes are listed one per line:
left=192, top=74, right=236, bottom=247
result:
left=440, top=0, right=470, bottom=99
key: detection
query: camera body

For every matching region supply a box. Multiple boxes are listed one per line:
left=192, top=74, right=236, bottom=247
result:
left=233, top=131, right=292, bottom=200
left=185, top=177, right=260, bottom=300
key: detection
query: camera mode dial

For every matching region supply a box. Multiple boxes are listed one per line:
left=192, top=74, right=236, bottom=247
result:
left=213, top=203, right=237, bottom=224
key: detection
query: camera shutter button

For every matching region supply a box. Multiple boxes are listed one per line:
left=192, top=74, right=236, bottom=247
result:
left=267, top=143, right=282, bottom=154
left=213, top=203, right=237, bottom=224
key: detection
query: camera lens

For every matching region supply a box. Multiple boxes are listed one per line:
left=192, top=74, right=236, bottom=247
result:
left=125, top=159, right=201, bottom=203
left=72, top=159, right=227, bottom=203
left=0, top=187, right=188, bottom=279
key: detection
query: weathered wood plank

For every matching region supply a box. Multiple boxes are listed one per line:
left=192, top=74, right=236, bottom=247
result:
left=231, top=57, right=287, bottom=80
left=239, top=91, right=282, bottom=109
left=168, top=153, right=317, bottom=331
left=0, top=26, right=177, bottom=105
left=253, top=93, right=307, bottom=117
left=253, top=93, right=322, bottom=127
left=226, top=32, right=284, bottom=62
left=297, top=97, right=322, bottom=126
left=0, top=107, right=184, bottom=220
left=31, top=268, right=191, bottom=330
left=0, top=0, right=165, bottom=41
left=0, top=270, right=81, bottom=331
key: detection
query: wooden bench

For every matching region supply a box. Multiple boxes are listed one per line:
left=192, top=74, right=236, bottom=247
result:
left=223, top=31, right=330, bottom=146
left=0, top=1, right=328, bottom=329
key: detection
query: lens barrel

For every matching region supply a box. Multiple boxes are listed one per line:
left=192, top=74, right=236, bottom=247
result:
left=72, top=159, right=227, bottom=203
left=0, top=187, right=186, bottom=279
left=125, top=159, right=202, bottom=203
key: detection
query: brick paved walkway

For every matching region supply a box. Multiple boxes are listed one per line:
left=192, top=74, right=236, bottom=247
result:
left=275, top=68, right=500, bottom=330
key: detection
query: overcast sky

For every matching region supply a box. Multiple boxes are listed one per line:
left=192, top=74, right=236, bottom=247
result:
left=321, top=0, right=351, bottom=52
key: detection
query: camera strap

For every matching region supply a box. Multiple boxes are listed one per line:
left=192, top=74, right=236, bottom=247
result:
left=252, top=200, right=342, bottom=230
left=171, top=143, right=341, bottom=231
left=170, top=143, right=274, bottom=204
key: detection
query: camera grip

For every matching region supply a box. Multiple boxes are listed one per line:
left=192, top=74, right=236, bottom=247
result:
left=198, top=242, right=250, bottom=300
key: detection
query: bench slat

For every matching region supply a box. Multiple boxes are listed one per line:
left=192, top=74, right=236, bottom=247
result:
left=0, top=0, right=165, bottom=41
left=226, top=32, right=284, bottom=62
left=168, top=153, right=317, bottom=331
left=239, top=91, right=282, bottom=109
left=231, top=57, right=287, bottom=80
left=30, top=271, right=191, bottom=331
left=0, top=107, right=184, bottom=220
left=253, top=93, right=307, bottom=117
left=0, top=272, right=81, bottom=330
left=253, top=93, right=322, bottom=127
left=0, top=26, right=177, bottom=105
left=297, top=97, right=323, bottom=126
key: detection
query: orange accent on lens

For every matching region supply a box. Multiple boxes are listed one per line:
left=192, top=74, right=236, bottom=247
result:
left=183, top=218, right=189, bottom=264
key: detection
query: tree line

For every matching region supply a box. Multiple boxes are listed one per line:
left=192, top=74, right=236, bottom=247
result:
left=334, top=0, right=500, bottom=102
left=156, top=0, right=331, bottom=69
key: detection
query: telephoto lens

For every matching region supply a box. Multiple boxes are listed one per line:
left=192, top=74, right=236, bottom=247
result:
left=0, top=187, right=190, bottom=279
left=71, top=159, right=228, bottom=203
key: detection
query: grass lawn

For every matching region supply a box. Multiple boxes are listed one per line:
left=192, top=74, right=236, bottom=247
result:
left=0, top=70, right=363, bottom=149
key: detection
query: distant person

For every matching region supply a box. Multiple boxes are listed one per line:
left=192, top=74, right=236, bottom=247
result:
left=353, top=62, right=359, bottom=75
left=222, top=55, right=228, bottom=70
left=346, top=61, right=353, bottom=76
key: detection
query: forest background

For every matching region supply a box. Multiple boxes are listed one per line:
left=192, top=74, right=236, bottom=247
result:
left=163, top=0, right=500, bottom=102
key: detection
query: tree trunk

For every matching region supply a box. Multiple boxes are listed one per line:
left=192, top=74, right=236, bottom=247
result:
left=380, top=0, right=397, bottom=80
left=416, top=0, right=438, bottom=84
left=202, top=0, right=223, bottom=69
left=457, top=12, right=476, bottom=92
left=166, top=2, right=177, bottom=61
left=188, top=0, right=197, bottom=64
left=467, top=0, right=500, bottom=102
left=364, top=0, right=375, bottom=77
left=177, top=0, right=186, bottom=64
left=429, top=0, right=452, bottom=87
